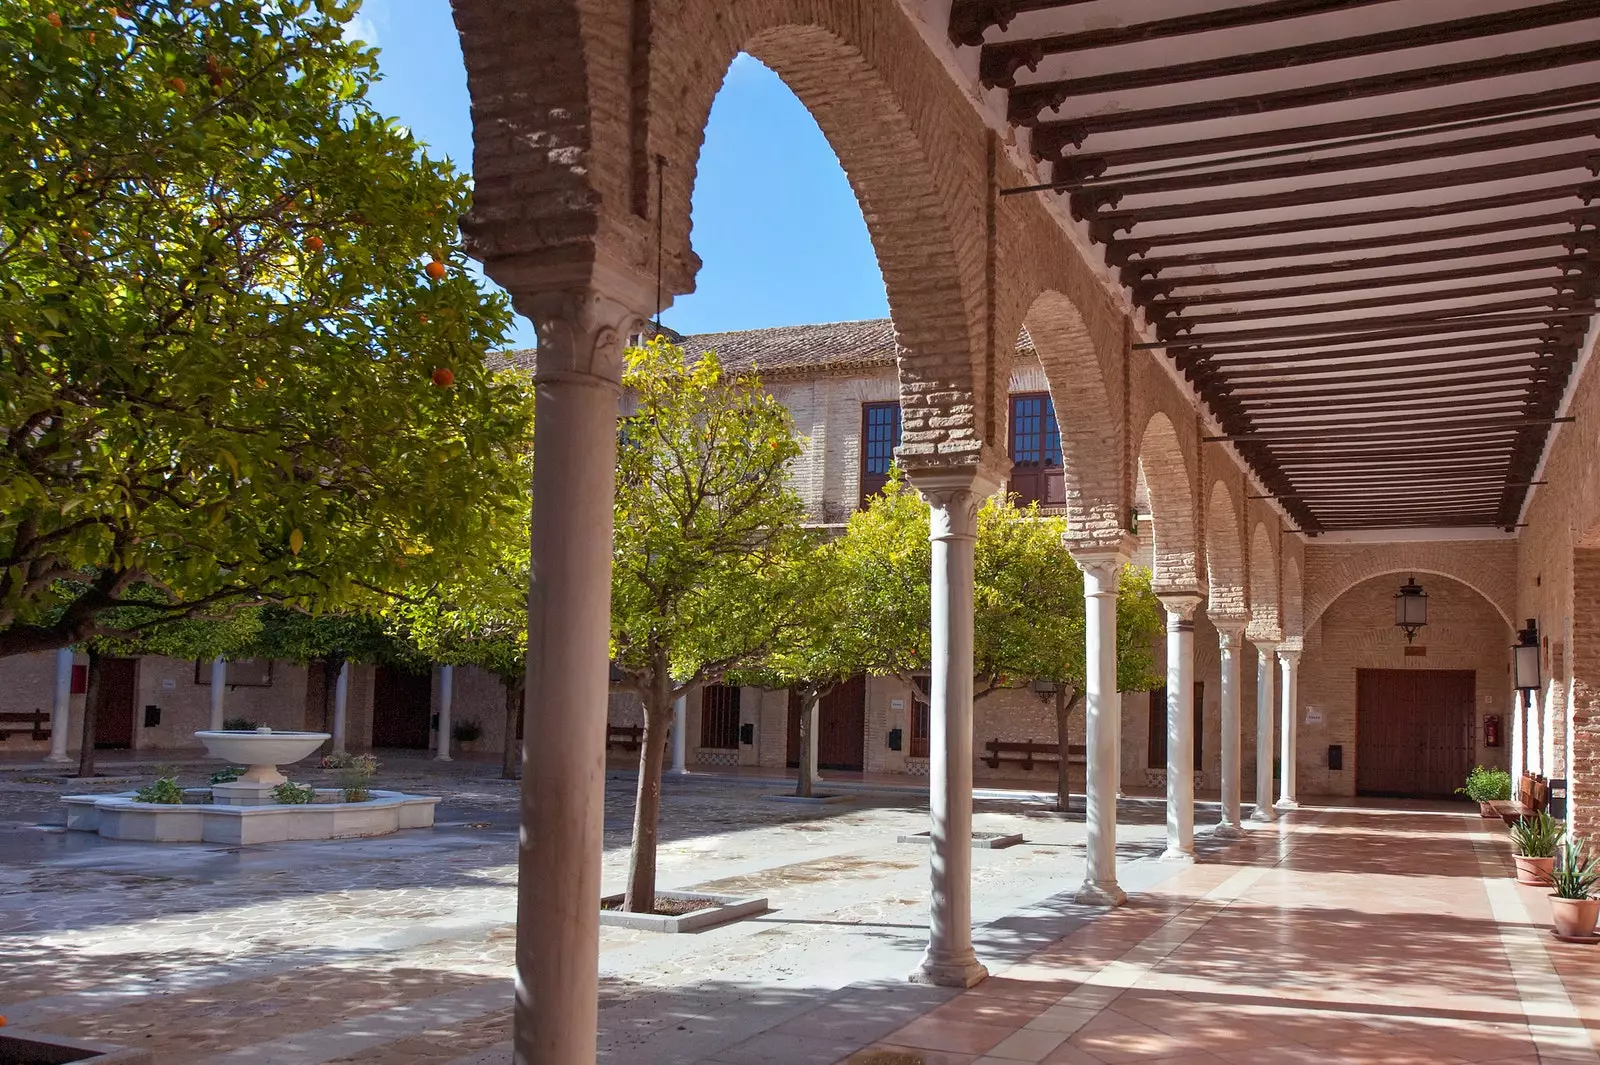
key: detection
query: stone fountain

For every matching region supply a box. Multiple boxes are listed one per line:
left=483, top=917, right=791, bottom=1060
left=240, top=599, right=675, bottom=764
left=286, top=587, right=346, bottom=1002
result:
left=62, top=728, right=439, bottom=845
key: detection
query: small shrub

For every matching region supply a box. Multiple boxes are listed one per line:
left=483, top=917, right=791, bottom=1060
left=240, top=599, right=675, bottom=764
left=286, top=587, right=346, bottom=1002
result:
left=1510, top=811, right=1563, bottom=858
left=222, top=716, right=259, bottom=731
left=451, top=718, right=483, bottom=743
left=209, top=766, right=245, bottom=785
left=320, top=751, right=355, bottom=769
left=271, top=781, right=316, bottom=805
left=134, top=777, right=184, bottom=805
left=1456, top=766, right=1512, bottom=803
left=1551, top=837, right=1600, bottom=900
left=339, top=753, right=379, bottom=802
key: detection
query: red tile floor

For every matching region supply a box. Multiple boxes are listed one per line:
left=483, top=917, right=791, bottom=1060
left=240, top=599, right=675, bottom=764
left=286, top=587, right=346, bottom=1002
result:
left=847, top=808, right=1600, bottom=1065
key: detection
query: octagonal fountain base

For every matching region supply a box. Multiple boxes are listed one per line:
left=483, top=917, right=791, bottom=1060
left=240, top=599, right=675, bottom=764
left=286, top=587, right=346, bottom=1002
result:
left=63, top=788, right=439, bottom=845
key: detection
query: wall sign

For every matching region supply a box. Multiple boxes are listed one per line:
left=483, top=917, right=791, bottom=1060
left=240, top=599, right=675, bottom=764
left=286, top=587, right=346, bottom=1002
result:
left=1304, top=707, right=1323, bottom=725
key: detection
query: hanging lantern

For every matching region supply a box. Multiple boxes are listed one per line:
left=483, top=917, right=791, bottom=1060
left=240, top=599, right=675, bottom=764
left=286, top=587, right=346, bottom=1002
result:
left=1394, top=577, right=1428, bottom=643
left=1513, top=620, right=1541, bottom=692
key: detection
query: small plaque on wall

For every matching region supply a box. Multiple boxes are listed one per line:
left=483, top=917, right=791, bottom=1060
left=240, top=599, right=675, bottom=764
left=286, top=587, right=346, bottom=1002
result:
left=1305, top=707, right=1323, bottom=725
left=1403, top=645, right=1427, bottom=657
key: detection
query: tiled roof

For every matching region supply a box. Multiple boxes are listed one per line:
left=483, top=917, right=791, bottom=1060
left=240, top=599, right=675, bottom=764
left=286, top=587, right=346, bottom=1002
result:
left=485, top=318, right=1035, bottom=376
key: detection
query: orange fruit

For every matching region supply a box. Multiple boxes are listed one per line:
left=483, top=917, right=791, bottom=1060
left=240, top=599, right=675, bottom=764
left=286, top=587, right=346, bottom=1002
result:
left=46, top=12, right=62, bottom=27
left=431, top=367, right=455, bottom=389
left=107, top=6, right=122, bottom=18
left=424, top=260, right=446, bottom=281
left=303, top=235, right=324, bottom=252
left=169, top=76, right=187, bottom=94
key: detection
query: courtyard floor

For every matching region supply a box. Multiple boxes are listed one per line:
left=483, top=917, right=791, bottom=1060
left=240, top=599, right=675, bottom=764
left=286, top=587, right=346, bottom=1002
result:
left=1, top=754, right=1597, bottom=1064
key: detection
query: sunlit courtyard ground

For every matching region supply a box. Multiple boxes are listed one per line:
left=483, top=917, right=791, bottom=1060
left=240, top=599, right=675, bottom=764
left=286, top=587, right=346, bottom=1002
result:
left=5, top=758, right=1599, bottom=1065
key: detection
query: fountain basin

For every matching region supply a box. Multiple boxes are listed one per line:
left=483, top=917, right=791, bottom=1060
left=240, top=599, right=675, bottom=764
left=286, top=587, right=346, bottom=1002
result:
left=63, top=789, right=438, bottom=844
left=194, top=729, right=330, bottom=786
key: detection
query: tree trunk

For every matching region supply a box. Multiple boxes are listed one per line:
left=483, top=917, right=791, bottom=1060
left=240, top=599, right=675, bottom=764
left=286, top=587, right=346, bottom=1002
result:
left=624, top=670, right=672, bottom=913
left=501, top=673, right=525, bottom=780
left=76, top=648, right=101, bottom=778
left=795, top=688, right=819, bottom=798
left=1055, top=688, right=1081, bottom=812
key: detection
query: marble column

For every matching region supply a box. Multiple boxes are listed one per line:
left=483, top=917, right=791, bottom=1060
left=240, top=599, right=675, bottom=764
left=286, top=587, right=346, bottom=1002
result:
left=435, top=664, right=454, bottom=762
left=514, top=286, right=643, bottom=1065
left=1214, top=622, right=1248, bottom=838
left=332, top=660, right=350, bottom=754
left=47, top=647, right=73, bottom=763
left=668, top=691, right=688, bottom=776
left=1277, top=649, right=1300, bottom=808
left=1071, top=546, right=1132, bottom=906
left=909, top=468, right=994, bottom=988
left=208, top=657, right=228, bottom=731
left=1250, top=641, right=1278, bottom=823
left=1160, top=595, right=1203, bottom=862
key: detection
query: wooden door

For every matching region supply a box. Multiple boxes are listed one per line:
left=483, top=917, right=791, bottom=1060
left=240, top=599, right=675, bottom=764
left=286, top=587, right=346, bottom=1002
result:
left=372, top=665, right=433, bottom=749
left=1356, top=669, right=1476, bottom=798
left=94, top=657, right=138, bottom=750
left=1146, top=683, right=1204, bottom=770
left=818, top=674, right=866, bottom=771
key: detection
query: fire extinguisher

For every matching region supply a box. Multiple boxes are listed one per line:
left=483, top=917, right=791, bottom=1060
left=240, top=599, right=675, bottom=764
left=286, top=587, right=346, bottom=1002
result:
left=1484, top=714, right=1501, bottom=748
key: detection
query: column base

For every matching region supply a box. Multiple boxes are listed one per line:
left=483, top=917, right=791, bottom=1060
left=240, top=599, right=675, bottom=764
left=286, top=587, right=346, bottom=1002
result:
left=1159, top=847, right=1196, bottom=864
left=911, top=951, right=989, bottom=989
left=1213, top=823, right=1246, bottom=839
left=1275, top=798, right=1299, bottom=810
left=434, top=755, right=452, bottom=763
left=1074, top=880, right=1127, bottom=907
left=665, top=767, right=691, bottom=778
left=43, top=753, right=72, bottom=764
left=1249, top=805, right=1277, bottom=823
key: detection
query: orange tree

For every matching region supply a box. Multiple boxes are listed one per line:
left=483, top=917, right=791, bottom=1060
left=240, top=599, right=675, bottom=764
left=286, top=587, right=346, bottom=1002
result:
left=0, top=0, right=528, bottom=656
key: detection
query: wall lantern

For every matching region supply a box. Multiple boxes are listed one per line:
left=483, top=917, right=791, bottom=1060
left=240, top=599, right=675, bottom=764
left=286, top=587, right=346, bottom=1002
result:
left=1030, top=678, right=1058, bottom=702
left=1394, top=577, right=1428, bottom=643
left=1513, top=619, right=1542, bottom=692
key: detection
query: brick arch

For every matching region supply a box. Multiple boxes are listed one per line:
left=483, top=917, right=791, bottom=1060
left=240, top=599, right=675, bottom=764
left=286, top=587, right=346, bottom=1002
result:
left=1205, top=479, right=1247, bottom=620
left=1283, top=556, right=1304, bottom=642
left=454, top=0, right=997, bottom=470
left=1248, top=522, right=1281, bottom=641
left=1137, top=412, right=1202, bottom=592
left=1020, top=290, right=1124, bottom=543
left=1302, top=544, right=1517, bottom=633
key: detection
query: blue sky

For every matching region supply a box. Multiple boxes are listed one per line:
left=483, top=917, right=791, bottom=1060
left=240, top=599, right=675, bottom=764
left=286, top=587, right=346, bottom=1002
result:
left=351, top=2, right=889, bottom=348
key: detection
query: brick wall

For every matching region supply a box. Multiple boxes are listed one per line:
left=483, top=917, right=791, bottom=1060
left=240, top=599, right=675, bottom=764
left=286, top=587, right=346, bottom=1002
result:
left=1297, top=573, right=1512, bottom=797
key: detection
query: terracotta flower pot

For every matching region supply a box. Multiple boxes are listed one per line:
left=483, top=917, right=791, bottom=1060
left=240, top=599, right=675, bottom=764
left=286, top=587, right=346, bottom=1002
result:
left=1549, top=895, right=1600, bottom=939
left=1514, top=855, right=1555, bottom=886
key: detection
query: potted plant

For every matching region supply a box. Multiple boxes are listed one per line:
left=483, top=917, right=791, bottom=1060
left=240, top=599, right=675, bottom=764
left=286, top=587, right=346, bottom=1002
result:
left=1549, top=837, right=1600, bottom=941
left=1509, top=811, right=1562, bottom=885
left=1457, top=765, right=1512, bottom=817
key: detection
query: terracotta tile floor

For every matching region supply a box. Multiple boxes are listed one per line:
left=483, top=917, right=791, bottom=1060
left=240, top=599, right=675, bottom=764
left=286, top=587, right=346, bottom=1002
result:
left=846, top=808, right=1600, bottom=1065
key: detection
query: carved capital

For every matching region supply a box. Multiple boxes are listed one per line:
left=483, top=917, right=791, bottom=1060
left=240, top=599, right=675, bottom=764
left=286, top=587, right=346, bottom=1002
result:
left=526, top=287, right=650, bottom=385
left=1157, top=593, right=1204, bottom=621
left=1212, top=616, right=1250, bottom=649
left=1276, top=648, right=1302, bottom=667
left=908, top=468, right=999, bottom=543
left=1250, top=639, right=1281, bottom=656
left=1069, top=538, right=1134, bottom=592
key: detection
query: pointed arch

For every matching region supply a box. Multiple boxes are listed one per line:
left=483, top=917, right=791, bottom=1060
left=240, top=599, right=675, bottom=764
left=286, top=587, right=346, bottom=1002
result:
left=1137, top=412, right=1202, bottom=592
left=1248, top=522, right=1281, bottom=641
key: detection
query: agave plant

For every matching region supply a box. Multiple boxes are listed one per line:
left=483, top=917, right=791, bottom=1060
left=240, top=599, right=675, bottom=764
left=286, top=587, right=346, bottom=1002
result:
left=1509, top=811, right=1563, bottom=858
left=1550, top=838, right=1600, bottom=900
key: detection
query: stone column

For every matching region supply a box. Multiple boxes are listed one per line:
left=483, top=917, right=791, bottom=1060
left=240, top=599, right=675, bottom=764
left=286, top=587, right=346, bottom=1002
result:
left=208, top=657, right=228, bottom=731
left=1277, top=649, right=1300, bottom=808
left=514, top=286, right=644, bottom=1065
left=1214, top=622, right=1248, bottom=838
left=332, top=660, right=350, bottom=754
left=909, top=468, right=994, bottom=988
left=1071, top=545, right=1132, bottom=906
left=1251, top=641, right=1278, bottom=822
left=668, top=691, right=688, bottom=776
left=1159, top=595, right=1203, bottom=862
left=436, top=664, right=454, bottom=762
left=47, top=647, right=73, bottom=763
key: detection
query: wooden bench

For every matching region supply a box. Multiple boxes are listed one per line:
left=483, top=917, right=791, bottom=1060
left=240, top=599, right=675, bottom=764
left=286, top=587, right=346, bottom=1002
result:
left=1489, top=772, right=1548, bottom=825
left=606, top=725, right=644, bottom=753
left=982, top=739, right=1086, bottom=770
left=0, top=710, right=51, bottom=742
